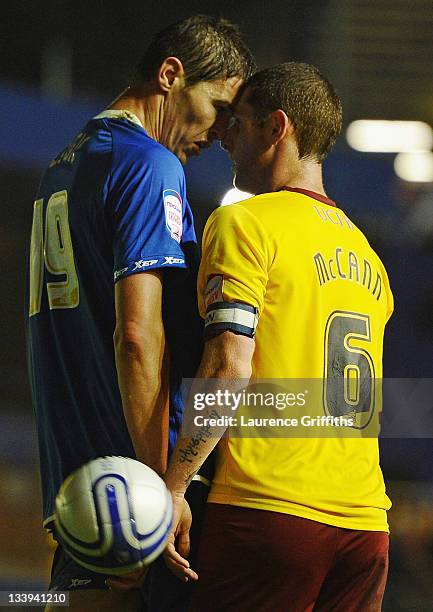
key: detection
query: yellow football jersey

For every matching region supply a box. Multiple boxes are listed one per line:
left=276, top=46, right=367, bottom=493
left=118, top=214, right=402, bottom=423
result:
left=198, top=188, right=393, bottom=532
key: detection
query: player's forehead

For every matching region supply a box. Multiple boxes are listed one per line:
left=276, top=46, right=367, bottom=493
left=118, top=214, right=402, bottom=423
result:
left=203, top=75, right=244, bottom=105
left=232, top=87, right=256, bottom=118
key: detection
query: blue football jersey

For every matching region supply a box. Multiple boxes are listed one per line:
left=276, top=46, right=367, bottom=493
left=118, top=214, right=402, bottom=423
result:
left=25, top=110, right=203, bottom=527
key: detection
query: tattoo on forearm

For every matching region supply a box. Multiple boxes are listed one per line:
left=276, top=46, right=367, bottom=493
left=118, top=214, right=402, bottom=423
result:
left=178, top=409, right=219, bottom=465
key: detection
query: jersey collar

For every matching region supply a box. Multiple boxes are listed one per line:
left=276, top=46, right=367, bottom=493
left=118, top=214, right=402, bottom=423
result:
left=279, top=186, right=337, bottom=207
left=93, top=109, right=143, bottom=128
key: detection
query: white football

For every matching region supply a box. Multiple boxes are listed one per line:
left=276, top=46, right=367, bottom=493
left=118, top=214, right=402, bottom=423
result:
left=54, top=456, right=172, bottom=574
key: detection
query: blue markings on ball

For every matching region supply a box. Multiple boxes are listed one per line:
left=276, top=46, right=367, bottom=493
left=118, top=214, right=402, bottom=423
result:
left=55, top=463, right=173, bottom=573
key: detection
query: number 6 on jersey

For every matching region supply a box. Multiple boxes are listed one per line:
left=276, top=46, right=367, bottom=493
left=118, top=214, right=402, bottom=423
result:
left=324, top=310, right=375, bottom=429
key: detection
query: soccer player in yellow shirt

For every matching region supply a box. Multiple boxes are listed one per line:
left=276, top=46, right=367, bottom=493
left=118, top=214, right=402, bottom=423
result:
left=164, top=62, right=393, bottom=611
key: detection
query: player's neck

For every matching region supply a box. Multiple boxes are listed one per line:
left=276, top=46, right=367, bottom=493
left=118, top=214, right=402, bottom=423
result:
left=274, top=159, right=326, bottom=198
left=108, top=85, right=163, bottom=142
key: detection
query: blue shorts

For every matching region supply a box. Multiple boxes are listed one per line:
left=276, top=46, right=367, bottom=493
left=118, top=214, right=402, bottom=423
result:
left=49, top=544, right=111, bottom=591
left=49, top=477, right=211, bottom=611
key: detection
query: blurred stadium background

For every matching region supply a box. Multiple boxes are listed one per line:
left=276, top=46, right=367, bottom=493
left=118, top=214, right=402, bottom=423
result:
left=1, top=1, right=432, bottom=609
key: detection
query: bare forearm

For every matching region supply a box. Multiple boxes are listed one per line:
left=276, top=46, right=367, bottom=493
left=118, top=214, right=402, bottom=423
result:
left=165, top=333, right=253, bottom=494
left=164, top=407, right=221, bottom=495
left=115, top=328, right=169, bottom=474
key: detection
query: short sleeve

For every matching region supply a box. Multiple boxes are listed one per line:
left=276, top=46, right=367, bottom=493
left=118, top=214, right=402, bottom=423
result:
left=107, top=144, right=193, bottom=282
left=198, top=203, right=269, bottom=319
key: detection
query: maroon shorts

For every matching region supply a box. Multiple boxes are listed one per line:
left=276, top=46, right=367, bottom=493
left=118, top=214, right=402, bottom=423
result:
left=190, top=504, right=388, bottom=612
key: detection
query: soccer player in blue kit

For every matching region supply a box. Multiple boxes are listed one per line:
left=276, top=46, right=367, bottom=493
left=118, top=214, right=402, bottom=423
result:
left=25, top=15, right=255, bottom=612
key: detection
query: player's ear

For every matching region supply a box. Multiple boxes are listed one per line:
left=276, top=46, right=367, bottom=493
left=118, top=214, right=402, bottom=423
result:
left=157, top=57, right=185, bottom=92
left=269, top=109, right=292, bottom=145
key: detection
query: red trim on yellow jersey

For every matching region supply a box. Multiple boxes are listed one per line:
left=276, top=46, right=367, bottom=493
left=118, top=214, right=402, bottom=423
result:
left=280, top=186, right=337, bottom=207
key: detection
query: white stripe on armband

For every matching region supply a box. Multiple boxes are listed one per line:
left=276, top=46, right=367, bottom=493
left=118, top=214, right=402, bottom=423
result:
left=204, top=302, right=258, bottom=339
left=191, top=474, right=212, bottom=487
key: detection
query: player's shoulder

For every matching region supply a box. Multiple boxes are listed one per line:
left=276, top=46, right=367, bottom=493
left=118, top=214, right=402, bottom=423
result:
left=114, top=128, right=182, bottom=169
left=339, top=214, right=389, bottom=277
left=360, top=234, right=389, bottom=274
left=210, top=192, right=292, bottom=232
left=232, top=191, right=308, bottom=220
left=204, top=198, right=270, bottom=253
left=238, top=192, right=283, bottom=216
left=208, top=195, right=264, bottom=227
left=94, top=111, right=184, bottom=177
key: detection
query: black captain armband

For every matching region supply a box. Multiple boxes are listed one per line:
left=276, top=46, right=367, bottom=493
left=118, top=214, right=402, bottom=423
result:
left=204, top=302, right=258, bottom=341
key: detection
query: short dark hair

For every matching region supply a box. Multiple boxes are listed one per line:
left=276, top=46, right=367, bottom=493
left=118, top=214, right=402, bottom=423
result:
left=134, top=15, right=256, bottom=86
left=246, top=62, right=342, bottom=162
